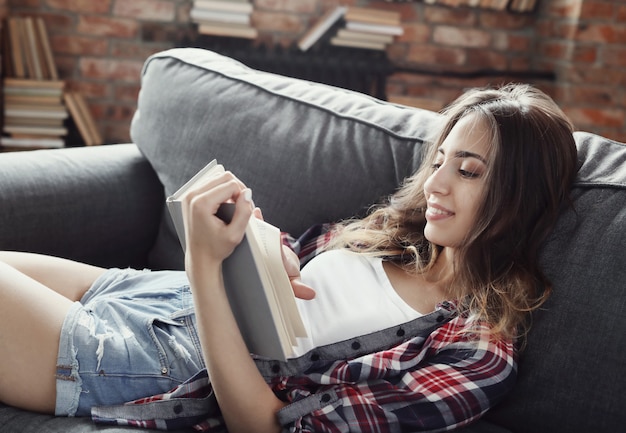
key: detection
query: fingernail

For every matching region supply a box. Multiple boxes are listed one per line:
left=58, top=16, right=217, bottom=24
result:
left=243, top=189, right=253, bottom=204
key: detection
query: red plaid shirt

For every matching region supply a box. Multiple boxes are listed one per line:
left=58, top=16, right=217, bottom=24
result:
left=92, top=225, right=517, bottom=432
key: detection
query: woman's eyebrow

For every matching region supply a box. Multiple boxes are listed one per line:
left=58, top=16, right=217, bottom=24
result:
left=437, top=148, right=487, bottom=164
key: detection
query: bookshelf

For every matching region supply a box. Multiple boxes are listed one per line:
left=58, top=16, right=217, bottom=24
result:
left=1, top=16, right=102, bottom=151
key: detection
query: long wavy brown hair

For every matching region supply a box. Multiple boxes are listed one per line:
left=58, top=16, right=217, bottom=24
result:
left=331, top=84, right=579, bottom=340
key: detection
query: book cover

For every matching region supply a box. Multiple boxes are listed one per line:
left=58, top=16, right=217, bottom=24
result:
left=166, top=160, right=307, bottom=361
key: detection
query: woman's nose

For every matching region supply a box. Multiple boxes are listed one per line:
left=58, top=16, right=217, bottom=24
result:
left=424, top=164, right=451, bottom=196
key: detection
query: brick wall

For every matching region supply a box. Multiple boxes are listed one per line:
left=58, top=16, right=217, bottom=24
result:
left=1, top=0, right=624, bottom=143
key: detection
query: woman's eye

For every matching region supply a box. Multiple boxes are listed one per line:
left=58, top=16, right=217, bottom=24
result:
left=459, top=169, right=480, bottom=178
left=431, top=163, right=442, bottom=171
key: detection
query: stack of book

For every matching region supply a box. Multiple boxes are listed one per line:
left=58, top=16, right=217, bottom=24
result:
left=422, top=0, right=536, bottom=12
left=2, top=16, right=67, bottom=149
left=190, top=0, right=257, bottom=39
left=297, top=6, right=403, bottom=52
left=331, top=7, right=403, bottom=51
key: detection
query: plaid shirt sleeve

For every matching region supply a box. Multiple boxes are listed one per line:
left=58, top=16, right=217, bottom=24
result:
left=275, top=316, right=517, bottom=433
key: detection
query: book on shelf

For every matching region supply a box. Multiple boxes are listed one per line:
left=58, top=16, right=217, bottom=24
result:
left=330, top=36, right=386, bottom=51
left=3, top=124, right=68, bottom=137
left=336, top=29, right=394, bottom=45
left=328, top=6, right=403, bottom=51
left=190, top=7, right=250, bottom=25
left=297, top=5, right=346, bottom=51
left=197, top=22, right=258, bottom=39
left=345, top=20, right=404, bottom=36
left=190, top=0, right=256, bottom=39
left=4, top=104, right=69, bottom=120
left=167, top=160, right=307, bottom=361
left=344, top=7, right=401, bottom=26
left=5, top=16, right=59, bottom=80
left=193, top=0, right=253, bottom=14
left=63, top=91, right=103, bottom=146
left=0, top=136, right=64, bottom=150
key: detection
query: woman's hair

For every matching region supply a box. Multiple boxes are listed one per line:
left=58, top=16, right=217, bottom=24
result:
left=332, top=83, right=579, bottom=340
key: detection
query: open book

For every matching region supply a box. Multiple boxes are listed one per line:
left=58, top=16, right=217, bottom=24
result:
left=166, top=160, right=307, bottom=361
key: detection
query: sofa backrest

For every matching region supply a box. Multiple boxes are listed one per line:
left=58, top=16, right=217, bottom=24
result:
left=132, top=48, right=440, bottom=270
left=132, top=48, right=625, bottom=433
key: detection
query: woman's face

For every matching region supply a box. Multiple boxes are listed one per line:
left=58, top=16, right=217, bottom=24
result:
left=423, top=114, right=491, bottom=249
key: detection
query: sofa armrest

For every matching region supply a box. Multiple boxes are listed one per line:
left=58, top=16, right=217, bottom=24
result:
left=0, top=144, right=164, bottom=268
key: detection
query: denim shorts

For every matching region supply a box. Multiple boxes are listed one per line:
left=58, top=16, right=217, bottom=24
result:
left=55, top=268, right=205, bottom=417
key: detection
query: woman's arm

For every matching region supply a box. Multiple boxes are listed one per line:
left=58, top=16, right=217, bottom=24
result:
left=181, top=171, right=287, bottom=433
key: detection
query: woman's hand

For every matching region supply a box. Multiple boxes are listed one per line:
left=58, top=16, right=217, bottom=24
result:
left=252, top=207, right=315, bottom=300
left=281, top=245, right=316, bottom=300
left=181, top=171, right=253, bottom=269
left=182, top=172, right=286, bottom=433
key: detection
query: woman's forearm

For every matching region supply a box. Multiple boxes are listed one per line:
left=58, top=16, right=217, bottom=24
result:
left=188, top=257, right=286, bottom=433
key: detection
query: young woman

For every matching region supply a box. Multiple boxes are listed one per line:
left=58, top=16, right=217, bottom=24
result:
left=0, top=84, right=578, bottom=432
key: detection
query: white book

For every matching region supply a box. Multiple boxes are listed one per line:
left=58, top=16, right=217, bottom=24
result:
left=190, top=7, right=250, bottom=25
left=167, top=160, right=307, bottom=361
left=197, top=22, right=258, bottom=39
left=193, top=0, right=253, bottom=14
left=297, top=6, right=347, bottom=51
left=345, top=20, right=404, bottom=36
left=0, top=136, right=64, bottom=148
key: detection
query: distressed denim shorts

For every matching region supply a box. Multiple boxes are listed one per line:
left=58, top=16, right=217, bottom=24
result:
left=55, top=268, right=205, bottom=417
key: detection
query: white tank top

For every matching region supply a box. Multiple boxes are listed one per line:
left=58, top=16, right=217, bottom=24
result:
left=293, top=249, right=423, bottom=356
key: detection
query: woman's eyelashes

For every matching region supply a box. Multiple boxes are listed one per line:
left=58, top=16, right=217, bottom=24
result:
left=430, top=161, right=483, bottom=179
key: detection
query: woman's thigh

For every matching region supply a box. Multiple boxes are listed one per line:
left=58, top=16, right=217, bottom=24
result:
left=0, top=251, right=106, bottom=301
left=0, top=261, right=74, bottom=414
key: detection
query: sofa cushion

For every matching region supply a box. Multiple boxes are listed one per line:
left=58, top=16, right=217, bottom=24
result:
left=484, top=132, right=626, bottom=432
left=131, top=48, right=440, bottom=270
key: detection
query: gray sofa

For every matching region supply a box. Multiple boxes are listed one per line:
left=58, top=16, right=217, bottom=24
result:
left=0, top=48, right=624, bottom=433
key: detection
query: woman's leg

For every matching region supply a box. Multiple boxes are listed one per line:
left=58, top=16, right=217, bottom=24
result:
left=0, top=251, right=106, bottom=301
left=0, top=253, right=106, bottom=413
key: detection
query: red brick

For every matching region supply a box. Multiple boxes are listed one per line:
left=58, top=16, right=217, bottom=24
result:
left=79, top=58, right=144, bottom=82
left=434, top=26, right=491, bottom=48
left=465, top=49, right=508, bottom=70
left=565, top=65, right=626, bottom=86
left=114, top=83, right=141, bottom=102
left=618, top=6, right=626, bottom=23
left=564, top=107, right=625, bottom=128
left=573, top=45, right=598, bottom=63
left=113, top=0, right=175, bottom=22
left=580, top=1, right=615, bottom=20
left=397, top=23, right=430, bottom=44
left=255, top=0, right=317, bottom=14
left=77, top=15, right=139, bottom=38
left=493, top=32, right=531, bottom=52
left=44, top=0, right=112, bottom=14
left=109, top=41, right=170, bottom=60
left=253, top=10, right=304, bottom=34
left=66, top=81, right=111, bottom=98
left=539, top=40, right=572, bottom=60
left=544, top=0, right=583, bottom=19
left=603, top=46, right=626, bottom=67
left=51, top=34, right=109, bottom=56
left=424, top=6, right=476, bottom=26
left=508, top=55, right=532, bottom=72
left=479, top=10, right=532, bottom=30
left=407, top=44, right=466, bottom=67
left=575, top=23, right=626, bottom=44
left=571, top=85, right=617, bottom=106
